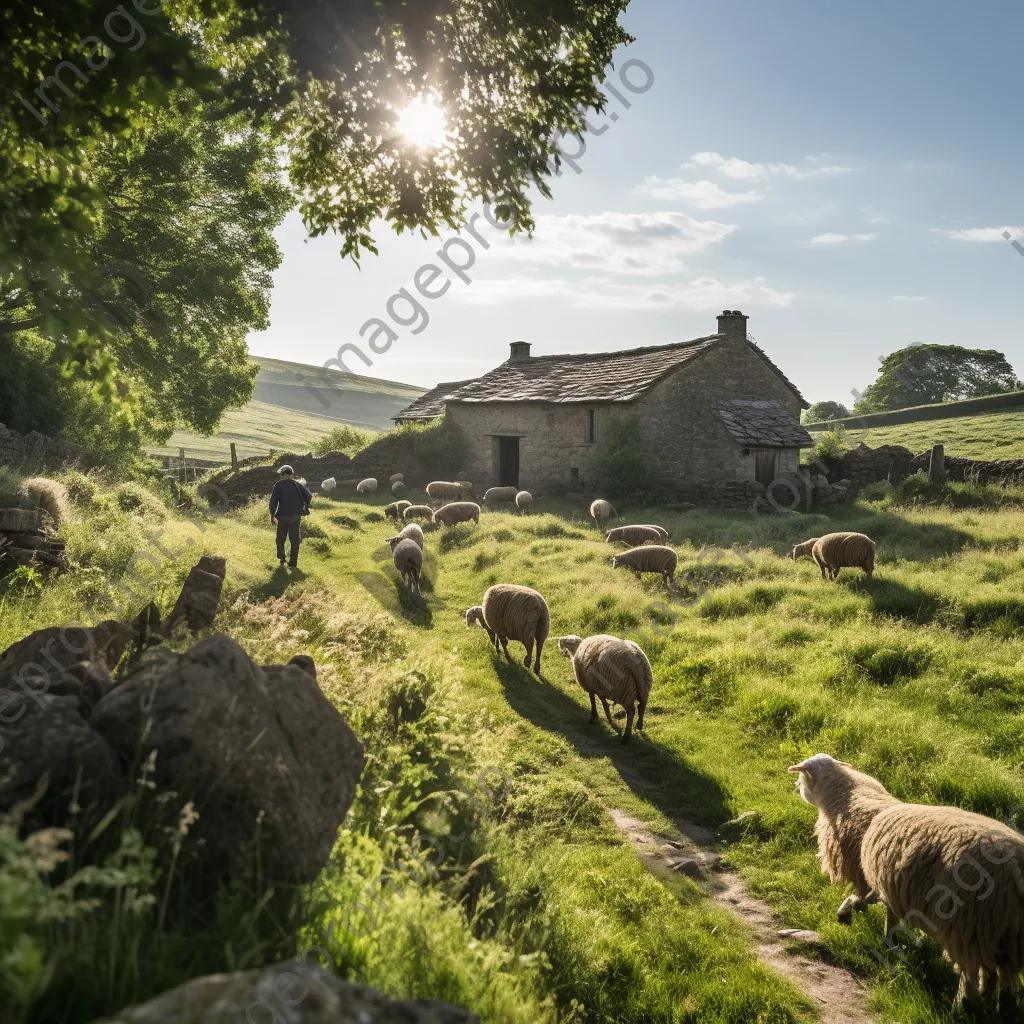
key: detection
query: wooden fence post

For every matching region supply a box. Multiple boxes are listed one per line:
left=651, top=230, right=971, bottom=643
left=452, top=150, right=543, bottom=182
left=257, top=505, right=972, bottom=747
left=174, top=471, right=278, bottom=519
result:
left=929, top=443, right=946, bottom=487
left=230, top=442, right=238, bottom=473
left=178, top=447, right=186, bottom=483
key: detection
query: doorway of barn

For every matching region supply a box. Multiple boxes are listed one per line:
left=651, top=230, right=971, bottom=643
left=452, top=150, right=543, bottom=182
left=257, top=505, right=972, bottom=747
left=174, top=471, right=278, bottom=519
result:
left=498, top=436, right=520, bottom=488
left=754, top=450, right=778, bottom=489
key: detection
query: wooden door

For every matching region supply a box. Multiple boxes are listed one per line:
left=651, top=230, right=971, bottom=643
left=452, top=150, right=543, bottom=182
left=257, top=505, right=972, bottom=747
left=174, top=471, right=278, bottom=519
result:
left=499, top=436, right=520, bottom=488
left=754, top=450, right=778, bottom=488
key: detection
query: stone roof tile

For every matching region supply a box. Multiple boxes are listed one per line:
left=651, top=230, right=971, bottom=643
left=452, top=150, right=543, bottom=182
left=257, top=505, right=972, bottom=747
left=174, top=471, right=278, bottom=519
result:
left=713, top=399, right=814, bottom=448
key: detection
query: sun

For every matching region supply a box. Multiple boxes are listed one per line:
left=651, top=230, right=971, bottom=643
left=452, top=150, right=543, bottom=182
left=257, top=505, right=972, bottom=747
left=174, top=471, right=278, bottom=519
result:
left=395, top=96, right=447, bottom=149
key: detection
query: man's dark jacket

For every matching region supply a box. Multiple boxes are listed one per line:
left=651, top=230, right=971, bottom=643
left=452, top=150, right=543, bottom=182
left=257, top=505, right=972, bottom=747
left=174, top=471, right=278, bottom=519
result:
left=269, top=478, right=312, bottom=518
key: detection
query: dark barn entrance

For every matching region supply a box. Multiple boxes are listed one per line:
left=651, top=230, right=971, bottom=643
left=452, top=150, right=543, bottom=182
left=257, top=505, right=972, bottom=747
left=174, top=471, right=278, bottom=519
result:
left=498, top=436, right=520, bottom=488
left=754, top=450, right=778, bottom=488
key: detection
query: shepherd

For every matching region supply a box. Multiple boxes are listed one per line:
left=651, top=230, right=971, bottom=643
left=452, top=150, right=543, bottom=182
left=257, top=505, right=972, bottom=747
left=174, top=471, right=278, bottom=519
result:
left=269, top=465, right=312, bottom=569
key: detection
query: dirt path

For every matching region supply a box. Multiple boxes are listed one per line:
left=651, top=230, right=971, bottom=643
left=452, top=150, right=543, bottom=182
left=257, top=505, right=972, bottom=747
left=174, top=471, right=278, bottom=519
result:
left=609, top=809, right=874, bottom=1024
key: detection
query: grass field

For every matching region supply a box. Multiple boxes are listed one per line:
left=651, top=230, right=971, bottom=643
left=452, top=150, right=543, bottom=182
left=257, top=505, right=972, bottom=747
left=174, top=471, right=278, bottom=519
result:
left=810, top=404, right=1024, bottom=460
left=10, top=471, right=1024, bottom=1023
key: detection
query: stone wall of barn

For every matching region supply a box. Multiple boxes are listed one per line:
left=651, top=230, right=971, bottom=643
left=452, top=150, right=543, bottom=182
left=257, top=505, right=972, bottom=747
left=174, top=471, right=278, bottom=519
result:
left=445, top=336, right=807, bottom=493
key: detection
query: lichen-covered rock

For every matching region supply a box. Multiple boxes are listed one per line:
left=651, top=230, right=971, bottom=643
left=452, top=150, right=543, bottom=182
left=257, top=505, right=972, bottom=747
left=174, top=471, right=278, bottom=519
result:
left=162, top=556, right=226, bottom=634
left=93, top=961, right=480, bottom=1023
left=0, top=621, right=137, bottom=682
left=90, top=635, right=364, bottom=882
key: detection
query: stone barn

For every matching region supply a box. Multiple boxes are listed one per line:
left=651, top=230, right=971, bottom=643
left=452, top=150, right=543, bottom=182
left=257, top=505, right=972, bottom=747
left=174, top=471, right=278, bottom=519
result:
left=393, top=311, right=813, bottom=502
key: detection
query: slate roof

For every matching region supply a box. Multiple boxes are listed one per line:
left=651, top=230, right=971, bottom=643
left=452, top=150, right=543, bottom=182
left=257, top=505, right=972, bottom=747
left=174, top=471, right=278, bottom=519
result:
left=393, top=380, right=475, bottom=421
left=713, top=399, right=815, bottom=449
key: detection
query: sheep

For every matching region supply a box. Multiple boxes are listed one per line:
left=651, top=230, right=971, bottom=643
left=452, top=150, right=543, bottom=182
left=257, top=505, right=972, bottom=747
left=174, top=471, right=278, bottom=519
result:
left=402, top=504, right=435, bottom=523
left=632, top=524, right=669, bottom=541
left=387, top=522, right=424, bottom=551
left=483, top=486, right=519, bottom=506
left=390, top=473, right=404, bottom=484
left=456, top=480, right=476, bottom=498
left=791, top=537, right=821, bottom=561
left=19, top=477, right=70, bottom=528
left=385, top=499, right=412, bottom=522
left=392, top=538, right=423, bottom=593
left=590, top=499, right=617, bottom=530
left=465, top=584, right=549, bottom=675
left=810, top=532, right=876, bottom=580
left=515, top=490, right=533, bottom=513
left=426, top=480, right=472, bottom=503
left=789, top=753, right=1024, bottom=1004
left=605, top=525, right=663, bottom=547
left=391, top=480, right=407, bottom=497
left=610, top=545, right=677, bottom=585
left=557, top=634, right=652, bottom=743
left=356, top=478, right=378, bottom=495
left=320, top=477, right=337, bottom=494
left=432, top=501, right=481, bottom=527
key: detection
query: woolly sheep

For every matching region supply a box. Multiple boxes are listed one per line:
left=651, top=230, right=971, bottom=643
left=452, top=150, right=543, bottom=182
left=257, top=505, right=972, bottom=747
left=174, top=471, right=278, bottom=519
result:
left=390, top=473, right=404, bottom=484
left=590, top=499, right=617, bottom=530
left=385, top=499, right=412, bottom=522
left=18, top=477, right=70, bottom=527
left=632, top=524, right=669, bottom=541
left=392, top=538, right=423, bottom=593
left=426, top=480, right=472, bottom=503
left=356, top=478, right=378, bottom=495
left=810, top=532, right=876, bottom=580
left=557, top=634, right=652, bottom=743
left=790, top=753, right=1024, bottom=1004
left=605, top=525, right=663, bottom=547
left=483, top=486, right=519, bottom=506
left=610, top=545, right=677, bottom=585
left=320, top=477, right=337, bottom=494
left=515, top=491, right=533, bottom=512
left=402, top=504, right=435, bottom=523
left=391, top=480, right=407, bottom=497
left=387, top=522, right=424, bottom=551
left=433, top=501, right=481, bottom=527
left=456, top=480, right=475, bottom=497
left=791, top=537, right=821, bottom=561
left=465, top=583, right=549, bottom=675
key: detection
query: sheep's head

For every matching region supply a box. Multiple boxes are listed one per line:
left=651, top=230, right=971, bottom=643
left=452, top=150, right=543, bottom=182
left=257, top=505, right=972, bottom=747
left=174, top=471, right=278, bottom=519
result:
left=787, top=753, right=852, bottom=808
left=792, top=538, right=819, bottom=561
left=386, top=535, right=402, bottom=551
left=465, top=606, right=485, bottom=629
left=609, top=555, right=621, bottom=567
left=557, top=635, right=583, bottom=658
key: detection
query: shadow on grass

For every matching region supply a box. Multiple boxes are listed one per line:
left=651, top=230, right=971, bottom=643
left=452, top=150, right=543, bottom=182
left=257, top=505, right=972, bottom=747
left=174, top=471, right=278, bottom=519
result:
left=249, top=565, right=305, bottom=602
left=494, top=658, right=730, bottom=828
left=851, top=576, right=943, bottom=624
left=354, top=570, right=434, bottom=628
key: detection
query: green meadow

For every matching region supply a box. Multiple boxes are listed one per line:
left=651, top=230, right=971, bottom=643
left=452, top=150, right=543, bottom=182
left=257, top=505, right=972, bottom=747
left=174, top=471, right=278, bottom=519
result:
left=7, top=467, right=1024, bottom=1024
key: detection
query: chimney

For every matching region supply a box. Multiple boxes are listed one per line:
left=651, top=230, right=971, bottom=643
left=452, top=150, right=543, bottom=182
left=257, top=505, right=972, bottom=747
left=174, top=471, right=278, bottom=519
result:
left=509, top=341, right=532, bottom=361
left=716, top=309, right=749, bottom=343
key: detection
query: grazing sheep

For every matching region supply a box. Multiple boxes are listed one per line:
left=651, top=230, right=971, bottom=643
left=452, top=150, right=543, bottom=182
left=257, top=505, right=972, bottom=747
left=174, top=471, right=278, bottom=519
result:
left=456, top=480, right=476, bottom=498
left=590, top=499, right=617, bottom=530
left=606, top=525, right=663, bottom=547
left=391, top=480, right=407, bottom=497
left=465, top=584, right=549, bottom=674
left=385, top=499, right=412, bottom=522
left=356, top=478, right=378, bottom=495
left=610, top=545, right=677, bottom=585
left=557, top=634, right=652, bottom=743
left=790, top=753, right=1024, bottom=1004
left=632, top=524, right=669, bottom=541
left=483, top=486, right=519, bottom=506
left=320, top=477, right=337, bottom=494
left=390, top=473, right=404, bottom=484
left=811, top=532, right=876, bottom=580
left=387, top=522, right=424, bottom=551
left=426, top=480, right=472, bottom=503
left=791, top=537, right=821, bottom=561
left=391, top=538, right=423, bottom=593
left=515, top=490, right=533, bottom=512
left=402, top=504, right=435, bottom=523
left=433, top=501, right=481, bottom=527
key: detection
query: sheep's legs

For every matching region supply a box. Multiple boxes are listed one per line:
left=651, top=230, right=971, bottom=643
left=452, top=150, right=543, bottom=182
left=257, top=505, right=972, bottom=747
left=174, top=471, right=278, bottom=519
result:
left=588, top=694, right=599, bottom=722
left=498, top=636, right=512, bottom=661
left=622, top=704, right=635, bottom=743
left=600, top=697, right=615, bottom=727
left=523, top=638, right=533, bottom=668
left=532, top=640, right=543, bottom=675
left=837, top=889, right=878, bottom=924
left=636, top=701, right=646, bottom=732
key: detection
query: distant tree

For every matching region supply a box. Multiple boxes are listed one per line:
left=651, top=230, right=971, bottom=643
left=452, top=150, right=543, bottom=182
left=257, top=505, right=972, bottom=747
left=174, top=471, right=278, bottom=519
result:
left=802, top=401, right=849, bottom=424
left=855, top=344, right=1022, bottom=413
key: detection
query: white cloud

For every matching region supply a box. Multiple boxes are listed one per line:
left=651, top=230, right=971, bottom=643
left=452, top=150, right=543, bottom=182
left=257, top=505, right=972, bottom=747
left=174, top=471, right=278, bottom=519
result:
left=810, top=233, right=850, bottom=244
left=458, top=274, right=795, bottom=311
left=853, top=233, right=878, bottom=241
left=497, top=211, right=736, bottom=276
left=636, top=177, right=763, bottom=209
left=939, top=226, right=1024, bottom=242
left=686, top=151, right=852, bottom=182
left=892, top=295, right=927, bottom=302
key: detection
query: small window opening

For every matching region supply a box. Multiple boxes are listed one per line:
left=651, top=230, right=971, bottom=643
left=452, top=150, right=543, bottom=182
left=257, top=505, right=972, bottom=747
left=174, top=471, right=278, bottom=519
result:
left=570, top=467, right=580, bottom=481
left=587, top=409, right=595, bottom=443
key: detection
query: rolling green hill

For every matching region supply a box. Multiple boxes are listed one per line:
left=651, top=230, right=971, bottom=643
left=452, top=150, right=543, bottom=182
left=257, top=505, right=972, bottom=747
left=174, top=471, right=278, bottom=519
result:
left=812, top=404, right=1024, bottom=460
left=148, top=356, right=426, bottom=462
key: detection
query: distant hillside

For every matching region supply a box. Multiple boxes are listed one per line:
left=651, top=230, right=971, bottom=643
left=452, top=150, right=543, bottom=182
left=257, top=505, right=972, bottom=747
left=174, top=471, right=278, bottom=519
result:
left=148, top=357, right=426, bottom=463
left=811, top=404, right=1024, bottom=460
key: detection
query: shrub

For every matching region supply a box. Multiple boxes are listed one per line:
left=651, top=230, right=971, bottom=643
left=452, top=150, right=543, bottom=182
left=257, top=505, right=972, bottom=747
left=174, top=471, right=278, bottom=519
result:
left=61, top=471, right=99, bottom=507
left=309, top=424, right=375, bottom=456
left=586, top=417, right=663, bottom=499
left=0, top=466, right=23, bottom=508
left=18, top=477, right=70, bottom=527
left=112, top=482, right=167, bottom=521
left=802, top=400, right=849, bottom=424
left=811, top=428, right=850, bottom=464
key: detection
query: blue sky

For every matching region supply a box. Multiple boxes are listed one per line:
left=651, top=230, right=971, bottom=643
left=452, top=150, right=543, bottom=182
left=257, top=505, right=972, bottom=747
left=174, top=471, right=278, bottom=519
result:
left=247, top=0, right=1024, bottom=406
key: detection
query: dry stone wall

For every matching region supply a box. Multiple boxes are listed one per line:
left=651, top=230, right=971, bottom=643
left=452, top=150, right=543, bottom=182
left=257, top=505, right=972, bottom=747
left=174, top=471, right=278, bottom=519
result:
left=0, top=423, right=80, bottom=468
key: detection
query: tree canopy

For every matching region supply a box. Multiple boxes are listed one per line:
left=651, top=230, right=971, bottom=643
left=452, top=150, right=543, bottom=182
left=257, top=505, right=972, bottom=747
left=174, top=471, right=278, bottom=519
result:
left=855, top=344, right=1022, bottom=413
left=802, top=400, right=849, bottom=424
left=1, top=0, right=634, bottom=450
